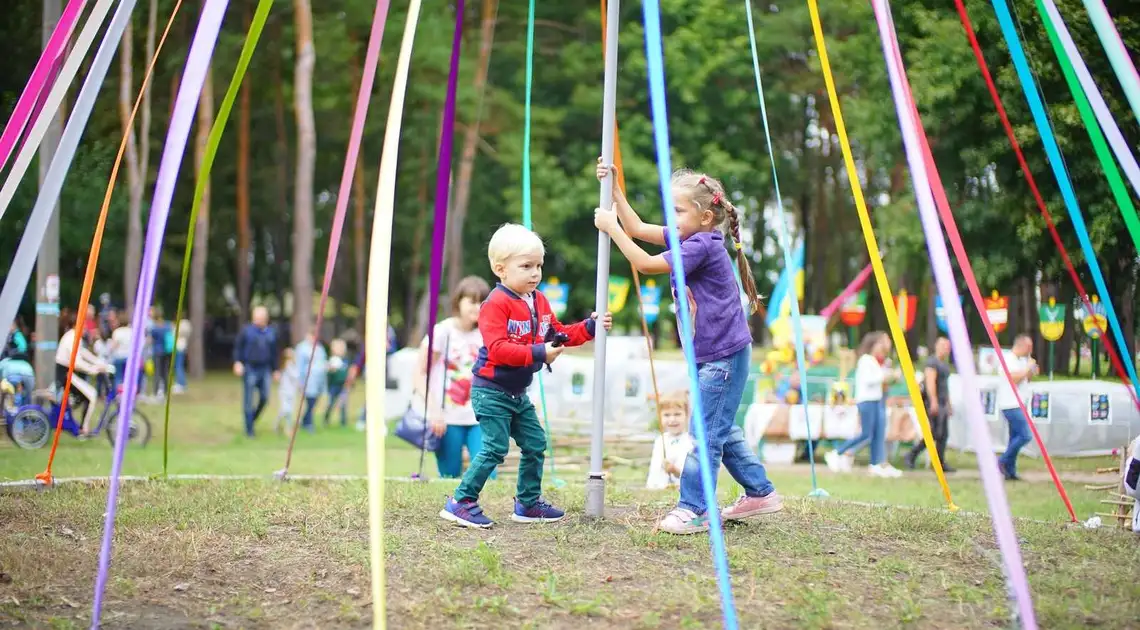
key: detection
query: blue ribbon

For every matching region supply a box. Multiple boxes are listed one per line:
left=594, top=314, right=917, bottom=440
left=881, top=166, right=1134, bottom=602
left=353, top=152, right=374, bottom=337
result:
left=745, top=0, right=824, bottom=495
left=989, top=0, right=1140, bottom=400
left=642, top=1, right=739, bottom=628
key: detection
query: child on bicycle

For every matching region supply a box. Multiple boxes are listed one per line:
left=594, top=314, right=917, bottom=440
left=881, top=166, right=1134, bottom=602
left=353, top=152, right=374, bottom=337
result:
left=56, top=312, right=115, bottom=434
left=593, top=161, right=783, bottom=534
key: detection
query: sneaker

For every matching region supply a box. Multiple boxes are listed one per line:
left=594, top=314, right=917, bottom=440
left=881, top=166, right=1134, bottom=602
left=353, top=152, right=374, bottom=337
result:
left=903, top=451, right=917, bottom=470
left=882, top=463, right=903, bottom=478
left=824, top=450, right=842, bottom=473
left=868, top=464, right=895, bottom=478
left=510, top=497, right=565, bottom=523
left=658, top=508, right=709, bottom=535
left=722, top=492, right=784, bottom=520
left=440, top=497, right=495, bottom=529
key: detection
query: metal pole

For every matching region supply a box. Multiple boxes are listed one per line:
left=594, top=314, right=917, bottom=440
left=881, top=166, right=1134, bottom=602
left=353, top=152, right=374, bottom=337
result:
left=585, top=0, right=620, bottom=519
left=35, top=0, right=63, bottom=391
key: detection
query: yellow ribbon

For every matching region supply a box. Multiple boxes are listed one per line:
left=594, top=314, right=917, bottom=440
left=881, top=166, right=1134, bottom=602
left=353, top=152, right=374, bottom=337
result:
left=806, top=0, right=956, bottom=510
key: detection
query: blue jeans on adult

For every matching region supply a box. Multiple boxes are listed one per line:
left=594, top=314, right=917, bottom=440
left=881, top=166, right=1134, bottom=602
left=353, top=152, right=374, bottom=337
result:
left=242, top=365, right=272, bottom=436
left=1000, top=408, right=1031, bottom=478
left=836, top=400, right=887, bottom=465
left=678, top=345, right=775, bottom=515
left=435, top=423, right=498, bottom=479
left=175, top=351, right=187, bottom=388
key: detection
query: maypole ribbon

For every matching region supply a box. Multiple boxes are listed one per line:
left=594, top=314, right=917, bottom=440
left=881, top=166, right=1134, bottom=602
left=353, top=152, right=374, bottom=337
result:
left=522, top=0, right=564, bottom=485
left=987, top=0, right=1140, bottom=402
left=600, top=0, right=667, bottom=456
left=642, top=1, right=739, bottom=628
left=416, top=0, right=464, bottom=479
left=744, top=0, right=824, bottom=496
left=365, top=1, right=424, bottom=625
left=873, top=4, right=1036, bottom=626
left=91, top=3, right=230, bottom=625
left=819, top=257, right=881, bottom=319
left=277, top=0, right=391, bottom=479
left=38, top=0, right=184, bottom=487
left=0, top=0, right=127, bottom=360
left=1037, top=0, right=1140, bottom=245
left=1081, top=0, right=1140, bottom=122
left=952, top=0, right=1140, bottom=415
left=0, top=0, right=85, bottom=172
left=0, top=0, right=116, bottom=224
left=167, top=0, right=275, bottom=477
left=805, top=0, right=956, bottom=509
left=884, top=9, right=1075, bottom=522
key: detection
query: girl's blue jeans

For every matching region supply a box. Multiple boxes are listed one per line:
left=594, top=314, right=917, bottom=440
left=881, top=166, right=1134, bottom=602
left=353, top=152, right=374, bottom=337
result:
left=435, top=423, right=496, bottom=480
left=678, top=345, right=775, bottom=515
left=837, top=400, right=887, bottom=465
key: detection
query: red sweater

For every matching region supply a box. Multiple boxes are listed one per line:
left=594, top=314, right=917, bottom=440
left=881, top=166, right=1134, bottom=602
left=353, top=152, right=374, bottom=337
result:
left=472, top=284, right=596, bottom=394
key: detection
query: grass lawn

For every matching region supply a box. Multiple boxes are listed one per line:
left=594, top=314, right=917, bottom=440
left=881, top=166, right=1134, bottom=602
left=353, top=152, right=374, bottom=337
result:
left=1, top=374, right=1137, bottom=628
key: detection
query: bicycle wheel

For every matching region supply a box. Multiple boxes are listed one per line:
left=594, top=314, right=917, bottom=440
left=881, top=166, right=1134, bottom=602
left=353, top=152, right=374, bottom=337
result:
left=103, top=401, right=153, bottom=448
left=6, top=407, right=52, bottom=449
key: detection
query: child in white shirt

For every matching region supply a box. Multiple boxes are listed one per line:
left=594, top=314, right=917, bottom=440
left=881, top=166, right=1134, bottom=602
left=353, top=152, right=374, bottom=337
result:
left=275, top=348, right=299, bottom=434
left=646, top=390, right=695, bottom=490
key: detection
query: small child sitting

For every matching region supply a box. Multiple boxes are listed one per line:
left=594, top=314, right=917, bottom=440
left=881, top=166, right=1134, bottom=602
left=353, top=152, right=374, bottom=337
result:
left=0, top=356, right=35, bottom=407
left=646, top=390, right=695, bottom=490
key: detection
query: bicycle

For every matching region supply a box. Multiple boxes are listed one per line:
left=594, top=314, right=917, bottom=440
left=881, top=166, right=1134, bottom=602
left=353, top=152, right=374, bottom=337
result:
left=2, top=377, right=152, bottom=450
left=2, top=379, right=52, bottom=449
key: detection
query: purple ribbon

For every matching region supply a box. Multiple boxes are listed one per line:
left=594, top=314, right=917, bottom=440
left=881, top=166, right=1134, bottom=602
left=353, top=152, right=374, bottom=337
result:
left=90, top=1, right=230, bottom=626
left=419, top=0, right=464, bottom=466
left=0, top=0, right=85, bottom=170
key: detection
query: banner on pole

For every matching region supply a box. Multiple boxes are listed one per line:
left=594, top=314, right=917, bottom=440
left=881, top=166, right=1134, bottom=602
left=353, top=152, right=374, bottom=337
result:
left=1038, top=297, right=1066, bottom=342
left=539, top=276, right=569, bottom=318
left=894, top=289, right=917, bottom=331
left=984, top=290, right=1009, bottom=333
left=1082, top=295, right=1107, bottom=340
left=839, top=290, right=867, bottom=327
left=608, top=275, right=630, bottom=313
left=934, top=294, right=962, bottom=334
left=640, top=278, right=661, bottom=325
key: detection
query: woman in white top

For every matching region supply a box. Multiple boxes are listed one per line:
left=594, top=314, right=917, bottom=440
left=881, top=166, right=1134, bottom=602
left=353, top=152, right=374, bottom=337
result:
left=55, top=312, right=114, bottom=434
left=825, top=331, right=901, bottom=478
left=415, top=276, right=491, bottom=478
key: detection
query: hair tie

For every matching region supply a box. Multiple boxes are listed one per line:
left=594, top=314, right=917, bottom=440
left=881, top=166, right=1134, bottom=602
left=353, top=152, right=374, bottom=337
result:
left=711, top=192, right=722, bottom=206
left=698, top=176, right=707, bottom=186
left=734, top=241, right=743, bottom=251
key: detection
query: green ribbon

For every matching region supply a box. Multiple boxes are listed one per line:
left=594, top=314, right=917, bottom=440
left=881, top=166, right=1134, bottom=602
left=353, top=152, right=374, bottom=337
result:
left=163, top=0, right=276, bottom=476
left=1035, top=0, right=1140, bottom=253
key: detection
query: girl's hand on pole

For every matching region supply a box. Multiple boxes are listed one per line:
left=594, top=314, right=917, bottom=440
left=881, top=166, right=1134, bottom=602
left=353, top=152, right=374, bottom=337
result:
left=596, top=157, right=619, bottom=196
left=591, top=311, right=614, bottom=331
left=594, top=204, right=619, bottom=234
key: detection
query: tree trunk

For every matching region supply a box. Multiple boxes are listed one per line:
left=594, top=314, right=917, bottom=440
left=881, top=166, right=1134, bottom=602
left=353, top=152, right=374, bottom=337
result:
left=235, top=9, right=252, bottom=323
left=404, top=144, right=431, bottom=341
left=445, top=0, right=498, bottom=290
left=190, top=65, right=213, bottom=379
left=272, top=22, right=291, bottom=315
left=291, top=0, right=316, bottom=344
left=119, top=13, right=143, bottom=313
left=353, top=152, right=367, bottom=332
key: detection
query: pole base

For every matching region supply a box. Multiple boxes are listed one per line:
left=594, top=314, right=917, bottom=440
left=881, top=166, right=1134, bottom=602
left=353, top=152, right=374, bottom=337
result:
left=584, top=473, right=605, bottom=518
left=807, top=487, right=830, bottom=499
left=273, top=468, right=289, bottom=481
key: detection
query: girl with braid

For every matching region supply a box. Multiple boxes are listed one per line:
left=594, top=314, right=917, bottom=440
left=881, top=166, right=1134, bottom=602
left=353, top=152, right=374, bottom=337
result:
left=593, top=159, right=783, bottom=535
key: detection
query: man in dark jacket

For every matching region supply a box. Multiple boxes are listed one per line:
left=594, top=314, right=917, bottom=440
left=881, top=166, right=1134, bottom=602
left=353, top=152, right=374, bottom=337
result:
left=233, top=306, right=280, bottom=437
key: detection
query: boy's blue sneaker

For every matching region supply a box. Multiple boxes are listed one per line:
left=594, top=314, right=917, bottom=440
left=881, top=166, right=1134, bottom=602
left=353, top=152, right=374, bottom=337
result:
left=510, top=497, right=565, bottom=523
left=440, top=497, right=494, bottom=529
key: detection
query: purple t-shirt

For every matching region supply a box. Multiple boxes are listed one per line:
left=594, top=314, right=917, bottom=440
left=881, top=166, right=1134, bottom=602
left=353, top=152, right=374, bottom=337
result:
left=662, top=228, right=752, bottom=363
